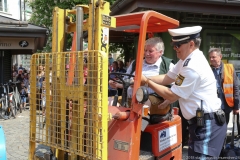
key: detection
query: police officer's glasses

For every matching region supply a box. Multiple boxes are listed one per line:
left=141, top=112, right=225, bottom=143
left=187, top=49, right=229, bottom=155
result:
left=171, top=40, right=190, bottom=49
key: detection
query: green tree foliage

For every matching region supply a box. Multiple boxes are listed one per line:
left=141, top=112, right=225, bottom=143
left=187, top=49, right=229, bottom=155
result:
left=109, top=42, right=135, bottom=62
left=28, top=0, right=135, bottom=63
left=28, top=0, right=116, bottom=52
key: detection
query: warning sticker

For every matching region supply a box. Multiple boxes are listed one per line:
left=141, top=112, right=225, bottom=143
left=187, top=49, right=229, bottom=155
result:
left=158, top=125, right=177, bottom=152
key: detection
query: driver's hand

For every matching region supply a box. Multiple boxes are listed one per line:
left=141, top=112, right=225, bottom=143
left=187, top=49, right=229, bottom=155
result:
left=129, top=79, right=134, bottom=87
left=233, top=109, right=239, bottom=115
left=158, top=99, right=170, bottom=109
left=109, top=80, right=118, bottom=89
left=141, top=74, right=147, bottom=86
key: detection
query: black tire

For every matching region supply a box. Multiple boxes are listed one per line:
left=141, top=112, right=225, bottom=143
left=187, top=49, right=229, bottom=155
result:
left=6, top=102, right=15, bottom=119
left=0, top=99, right=5, bottom=119
left=13, top=97, right=20, bottom=115
left=1, top=99, right=9, bottom=120
left=11, top=98, right=17, bottom=117
left=14, top=91, right=21, bottom=115
left=19, top=96, right=22, bottom=113
left=16, top=93, right=21, bottom=110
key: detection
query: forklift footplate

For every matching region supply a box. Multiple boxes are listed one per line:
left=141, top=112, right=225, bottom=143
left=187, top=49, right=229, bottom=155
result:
left=34, top=144, right=53, bottom=160
left=139, top=150, right=155, bottom=160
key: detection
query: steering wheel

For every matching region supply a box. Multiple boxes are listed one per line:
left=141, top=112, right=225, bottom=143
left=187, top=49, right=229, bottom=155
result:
left=109, top=72, right=135, bottom=84
left=109, top=72, right=135, bottom=107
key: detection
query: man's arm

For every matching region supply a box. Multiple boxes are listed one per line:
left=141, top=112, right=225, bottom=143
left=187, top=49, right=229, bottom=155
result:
left=109, top=80, right=123, bottom=89
left=143, top=77, right=179, bottom=103
left=141, top=74, right=175, bottom=86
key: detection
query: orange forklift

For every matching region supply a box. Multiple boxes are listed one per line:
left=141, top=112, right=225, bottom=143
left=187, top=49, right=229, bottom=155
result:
left=28, top=1, right=182, bottom=160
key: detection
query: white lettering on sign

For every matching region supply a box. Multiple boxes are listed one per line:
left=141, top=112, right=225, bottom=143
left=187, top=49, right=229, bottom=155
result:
left=0, top=38, right=34, bottom=49
left=158, top=125, right=177, bottom=152
left=0, top=43, right=11, bottom=47
left=102, top=14, right=111, bottom=26
left=230, top=53, right=240, bottom=57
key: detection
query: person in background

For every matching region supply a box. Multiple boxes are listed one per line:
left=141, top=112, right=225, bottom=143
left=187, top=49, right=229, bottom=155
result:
left=108, top=61, right=119, bottom=97
left=23, top=73, right=30, bottom=88
left=108, top=53, right=114, bottom=71
left=36, top=67, right=45, bottom=111
left=125, top=57, right=134, bottom=70
left=118, top=60, right=126, bottom=73
left=23, top=73, right=30, bottom=109
left=83, top=56, right=88, bottom=85
left=117, top=60, right=126, bottom=96
left=141, top=26, right=227, bottom=158
left=37, top=65, right=45, bottom=90
left=27, top=83, right=30, bottom=111
left=129, top=57, right=133, bottom=64
left=14, top=64, right=18, bottom=71
left=18, top=64, right=24, bottom=71
left=209, top=48, right=239, bottom=124
left=12, top=65, right=17, bottom=73
left=41, top=78, right=46, bottom=116
left=20, top=81, right=28, bottom=112
left=38, top=65, right=45, bottom=77
left=12, top=71, right=18, bottom=82
left=16, top=69, right=24, bottom=82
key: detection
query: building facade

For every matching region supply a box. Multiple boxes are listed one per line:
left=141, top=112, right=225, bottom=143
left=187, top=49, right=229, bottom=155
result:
left=0, top=0, right=32, bottom=20
left=110, top=0, right=240, bottom=74
left=0, top=0, right=47, bottom=83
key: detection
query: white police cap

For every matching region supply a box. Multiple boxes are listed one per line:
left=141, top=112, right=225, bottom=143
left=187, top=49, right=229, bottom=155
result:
left=168, top=26, right=202, bottom=42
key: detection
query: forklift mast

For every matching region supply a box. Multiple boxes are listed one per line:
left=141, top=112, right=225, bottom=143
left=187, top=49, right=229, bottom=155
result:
left=28, top=0, right=180, bottom=160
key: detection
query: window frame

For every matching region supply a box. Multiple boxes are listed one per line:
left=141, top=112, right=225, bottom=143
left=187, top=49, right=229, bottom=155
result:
left=0, top=0, right=8, bottom=13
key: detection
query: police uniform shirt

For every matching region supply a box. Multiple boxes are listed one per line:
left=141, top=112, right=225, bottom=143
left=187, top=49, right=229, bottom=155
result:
left=167, top=49, right=221, bottom=120
left=125, top=57, right=174, bottom=97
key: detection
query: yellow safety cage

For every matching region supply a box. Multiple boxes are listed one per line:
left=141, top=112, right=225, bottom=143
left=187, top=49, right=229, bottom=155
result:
left=29, top=1, right=115, bottom=159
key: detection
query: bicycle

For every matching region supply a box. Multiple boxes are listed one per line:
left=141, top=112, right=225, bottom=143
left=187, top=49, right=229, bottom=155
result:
left=7, top=82, right=17, bottom=118
left=9, top=81, right=22, bottom=114
left=0, top=83, right=15, bottom=120
left=0, top=84, right=8, bottom=120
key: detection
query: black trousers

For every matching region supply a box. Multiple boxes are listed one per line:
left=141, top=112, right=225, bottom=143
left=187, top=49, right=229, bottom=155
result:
left=173, top=101, right=189, bottom=147
left=225, top=111, right=240, bottom=131
left=237, top=113, right=240, bottom=136
left=178, top=106, right=189, bottom=147
left=225, top=111, right=230, bottom=125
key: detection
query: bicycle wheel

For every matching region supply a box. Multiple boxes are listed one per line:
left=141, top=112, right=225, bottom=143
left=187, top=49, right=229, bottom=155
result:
left=11, top=97, right=17, bottom=116
left=0, top=99, right=5, bottom=119
left=14, top=91, right=21, bottom=111
left=9, top=101, right=16, bottom=118
left=5, top=101, right=15, bottom=119
left=0, top=98, right=9, bottom=120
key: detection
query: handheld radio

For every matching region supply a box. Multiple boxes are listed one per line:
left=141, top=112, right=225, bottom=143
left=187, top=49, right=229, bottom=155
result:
left=196, top=100, right=204, bottom=127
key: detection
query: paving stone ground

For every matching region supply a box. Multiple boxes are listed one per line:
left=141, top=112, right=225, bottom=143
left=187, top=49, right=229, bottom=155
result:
left=0, top=108, right=236, bottom=160
left=0, top=109, right=30, bottom=160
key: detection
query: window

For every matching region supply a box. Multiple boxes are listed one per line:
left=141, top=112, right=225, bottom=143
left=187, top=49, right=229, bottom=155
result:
left=0, top=0, right=8, bottom=12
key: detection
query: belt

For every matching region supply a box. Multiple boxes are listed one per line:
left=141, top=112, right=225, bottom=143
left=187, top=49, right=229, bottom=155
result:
left=187, top=112, right=215, bottom=125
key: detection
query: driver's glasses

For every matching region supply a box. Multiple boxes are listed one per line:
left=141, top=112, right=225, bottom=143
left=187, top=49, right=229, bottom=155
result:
left=171, top=40, right=190, bottom=49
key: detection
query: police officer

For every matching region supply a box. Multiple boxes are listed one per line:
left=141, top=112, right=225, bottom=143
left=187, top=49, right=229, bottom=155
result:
left=141, top=26, right=227, bottom=159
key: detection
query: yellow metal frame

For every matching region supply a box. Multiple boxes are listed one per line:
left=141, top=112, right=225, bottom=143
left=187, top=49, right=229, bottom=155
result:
left=29, top=1, right=115, bottom=160
left=29, top=50, right=108, bottom=160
